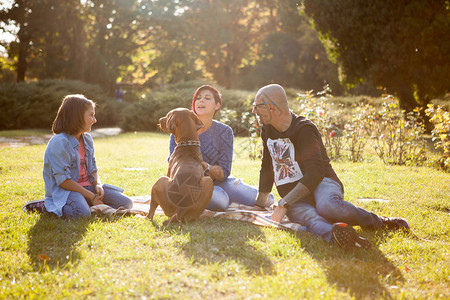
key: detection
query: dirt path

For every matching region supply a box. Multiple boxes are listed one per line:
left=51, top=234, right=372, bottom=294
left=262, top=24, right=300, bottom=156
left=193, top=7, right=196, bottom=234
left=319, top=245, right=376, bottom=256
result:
left=0, top=128, right=121, bottom=148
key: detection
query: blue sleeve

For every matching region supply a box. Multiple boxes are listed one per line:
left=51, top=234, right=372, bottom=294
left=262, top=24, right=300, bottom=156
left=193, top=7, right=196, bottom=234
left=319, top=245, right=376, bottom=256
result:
left=218, top=126, right=233, bottom=180
left=168, top=134, right=176, bottom=161
left=46, top=137, right=74, bottom=186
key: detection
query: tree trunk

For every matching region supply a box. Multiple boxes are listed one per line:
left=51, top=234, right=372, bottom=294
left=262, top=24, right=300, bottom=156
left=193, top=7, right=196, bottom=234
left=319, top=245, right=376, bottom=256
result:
left=396, top=84, right=433, bottom=133
left=16, top=27, right=30, bottom=82
left=68, top=17, right=87, bottom=81
left=396, top=86, right=417, bottom=113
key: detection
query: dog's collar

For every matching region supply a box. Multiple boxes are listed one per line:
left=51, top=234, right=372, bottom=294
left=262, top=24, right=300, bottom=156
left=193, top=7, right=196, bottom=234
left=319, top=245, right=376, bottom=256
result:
left=177, top=140, right=200, bottom=147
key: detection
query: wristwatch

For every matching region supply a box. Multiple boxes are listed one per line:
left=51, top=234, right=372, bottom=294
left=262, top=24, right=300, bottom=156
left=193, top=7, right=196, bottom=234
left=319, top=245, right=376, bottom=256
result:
left=278, top=198, right=289, bottom=209
left=204, top=163, right=210, bottom=176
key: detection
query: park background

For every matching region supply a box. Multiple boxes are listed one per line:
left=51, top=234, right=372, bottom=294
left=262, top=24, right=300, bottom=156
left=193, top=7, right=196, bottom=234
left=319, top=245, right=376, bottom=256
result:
left=1, top=1, right=449, bottom=299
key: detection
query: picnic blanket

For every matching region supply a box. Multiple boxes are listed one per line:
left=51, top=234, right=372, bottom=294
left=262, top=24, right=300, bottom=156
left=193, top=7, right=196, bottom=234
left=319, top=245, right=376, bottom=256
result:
left=90, top=195, right=307, bottom=233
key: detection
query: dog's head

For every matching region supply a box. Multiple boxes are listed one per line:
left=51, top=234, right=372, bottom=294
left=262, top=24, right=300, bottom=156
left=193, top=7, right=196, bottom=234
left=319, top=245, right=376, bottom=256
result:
left=158, top=108, right=204, bottom=135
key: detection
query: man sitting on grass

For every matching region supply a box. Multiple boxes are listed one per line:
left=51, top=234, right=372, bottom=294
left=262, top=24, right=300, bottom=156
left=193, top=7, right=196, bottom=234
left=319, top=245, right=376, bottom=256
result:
left=252, top=84, right=409, bottom=249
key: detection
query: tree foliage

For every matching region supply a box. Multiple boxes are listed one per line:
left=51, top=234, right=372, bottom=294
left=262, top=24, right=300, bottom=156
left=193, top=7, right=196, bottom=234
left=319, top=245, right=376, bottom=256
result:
left=0, top=0, right=343, bottom=92
left=1, top=0, right=145, bottom=92
left=304, top=0, right=450, bottom=111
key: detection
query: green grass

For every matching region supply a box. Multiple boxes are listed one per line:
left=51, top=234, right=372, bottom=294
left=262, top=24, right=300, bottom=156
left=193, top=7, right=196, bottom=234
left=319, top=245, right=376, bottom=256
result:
left=1, top=132, right=449, bottom=299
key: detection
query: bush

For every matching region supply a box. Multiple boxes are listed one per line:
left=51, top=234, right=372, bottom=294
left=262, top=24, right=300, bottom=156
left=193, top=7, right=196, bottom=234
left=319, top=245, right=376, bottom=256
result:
left=371, top=102, right=427, bottom=165
left=293, top=88, right=428, bottom=165
left=219, top=89, right=255, bottom=136
left=371, top=102, right=427, bottom=166
left=426, top=104, right=450, bottom=171
left=0, top=80, right=123, bottom=130
left=120, top=81, right=202, bottom=131
left=297, top=86, right=348, bottom=161
left=120, top=80, right=258, bottom=134
left=0, top=79, right=258, bottom=133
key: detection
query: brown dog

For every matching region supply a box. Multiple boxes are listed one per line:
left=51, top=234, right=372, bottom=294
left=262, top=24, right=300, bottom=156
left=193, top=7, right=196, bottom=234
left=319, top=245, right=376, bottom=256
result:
left=147, top=108, right=213, bottom=224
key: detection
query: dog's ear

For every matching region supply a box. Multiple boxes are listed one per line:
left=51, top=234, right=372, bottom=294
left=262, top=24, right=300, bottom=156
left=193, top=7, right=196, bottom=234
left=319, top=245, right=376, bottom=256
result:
left=158, top=116, right=170, bottom=133
left=190, top=110, right=204, bottom=131
left=166, top=114, right=177, bottom=134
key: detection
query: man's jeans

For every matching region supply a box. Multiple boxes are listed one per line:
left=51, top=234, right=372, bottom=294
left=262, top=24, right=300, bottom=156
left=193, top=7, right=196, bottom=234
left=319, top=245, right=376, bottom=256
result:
left=286, top=177, right=383, bottom=242
left=62, top=185, right=133, bottom=218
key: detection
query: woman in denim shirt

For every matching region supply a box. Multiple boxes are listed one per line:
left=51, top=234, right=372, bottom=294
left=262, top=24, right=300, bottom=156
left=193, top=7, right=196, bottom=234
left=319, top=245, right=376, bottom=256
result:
left=42, top=94, right=132, bottom=218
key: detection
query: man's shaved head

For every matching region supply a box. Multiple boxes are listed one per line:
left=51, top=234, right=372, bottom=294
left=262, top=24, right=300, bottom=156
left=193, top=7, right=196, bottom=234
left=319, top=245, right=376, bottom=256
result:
left=255, top=84, right=289, bottom=111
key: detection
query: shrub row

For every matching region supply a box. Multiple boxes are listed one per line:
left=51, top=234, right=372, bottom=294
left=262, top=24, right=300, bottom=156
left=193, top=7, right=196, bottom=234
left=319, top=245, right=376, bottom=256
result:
left=0, top=79, right=300, bottom=133
left=3, top=80, right=449, bottom=172
left=0, top=80, right=306, bottom=136
left=0, top=80, right=123, bottom=130
left=0, top=79, right=262, bottom=132
left=120, top=80, right=264, bottom=132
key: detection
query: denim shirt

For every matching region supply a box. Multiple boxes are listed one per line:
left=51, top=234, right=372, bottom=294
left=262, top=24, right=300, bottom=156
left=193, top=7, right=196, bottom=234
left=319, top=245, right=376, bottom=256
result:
left=43, top=132, right=98, bottom=217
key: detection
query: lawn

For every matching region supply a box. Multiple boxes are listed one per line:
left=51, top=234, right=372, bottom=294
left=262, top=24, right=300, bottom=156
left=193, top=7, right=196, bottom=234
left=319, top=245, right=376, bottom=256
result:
left=0, top=132, right=449, bottom=299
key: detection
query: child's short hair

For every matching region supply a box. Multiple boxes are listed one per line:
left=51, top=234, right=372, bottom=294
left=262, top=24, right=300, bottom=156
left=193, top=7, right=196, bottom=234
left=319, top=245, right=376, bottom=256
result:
left=52, top=94, right=95, bottom=135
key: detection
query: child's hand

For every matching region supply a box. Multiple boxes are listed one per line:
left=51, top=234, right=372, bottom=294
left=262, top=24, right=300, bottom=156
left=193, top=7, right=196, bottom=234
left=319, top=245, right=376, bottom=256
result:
left=95, top=184, right=105, bottom=201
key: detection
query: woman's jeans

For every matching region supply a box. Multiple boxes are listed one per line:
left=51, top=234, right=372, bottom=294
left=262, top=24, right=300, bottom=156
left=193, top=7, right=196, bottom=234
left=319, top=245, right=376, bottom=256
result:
left=286, top=177, right=383, bottom=242
left=62, top=185, right=133, bottom=218
left=207, top=176, right=275, bottom=211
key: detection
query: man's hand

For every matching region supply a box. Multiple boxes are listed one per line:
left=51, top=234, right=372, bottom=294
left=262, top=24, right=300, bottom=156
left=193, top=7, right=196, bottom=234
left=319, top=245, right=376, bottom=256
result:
left=270, top=205, right=288, bottom=223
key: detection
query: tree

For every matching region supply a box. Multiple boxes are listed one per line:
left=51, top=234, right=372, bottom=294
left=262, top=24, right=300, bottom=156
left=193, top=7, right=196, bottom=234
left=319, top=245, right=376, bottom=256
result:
left=136, top=0, right=202, bottom=86
left=134, top=0, right=275, bottom=88
left=238, top=0, right=342, bottom=93
left=1, top=0, right=88, bottom=82
left=0, top=0, right=34, bottom=82
left=183, top=0, right=273, bottom=88
left=1, top=0, right=146, bottom=90
left=83, top=0, right=147, bottom=92
left=26, top=0, right=86, bottom=80
left=304, top=0, right=450, bottom=111
left=1, top=0, right=344, bottom=93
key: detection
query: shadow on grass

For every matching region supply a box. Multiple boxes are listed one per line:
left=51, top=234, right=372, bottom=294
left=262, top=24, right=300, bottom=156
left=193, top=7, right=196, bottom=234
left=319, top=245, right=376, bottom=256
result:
left=26, top=213, right=125, bottom=271
left=153, top=218, right=276, bottom=276
left=296, top=230, right=405, bottom=299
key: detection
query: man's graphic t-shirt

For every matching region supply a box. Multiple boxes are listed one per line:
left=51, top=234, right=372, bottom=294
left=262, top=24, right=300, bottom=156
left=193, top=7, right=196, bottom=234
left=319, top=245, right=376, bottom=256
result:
left=258, top=113, right=342, bottom=198
left=267, top=138, right=303, bottom=186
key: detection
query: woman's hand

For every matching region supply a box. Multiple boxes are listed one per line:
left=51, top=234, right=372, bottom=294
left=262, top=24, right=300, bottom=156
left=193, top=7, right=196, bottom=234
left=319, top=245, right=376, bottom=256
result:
left=270, top=205, right=288, bottom=223
left=202, top=162, right=224, bottom=181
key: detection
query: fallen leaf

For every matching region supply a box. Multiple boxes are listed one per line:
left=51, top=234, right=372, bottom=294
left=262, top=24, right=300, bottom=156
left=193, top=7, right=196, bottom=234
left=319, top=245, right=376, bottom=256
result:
left=404, top=266, right=411, bottom=272
left=37, top=254, right=51, bottom=261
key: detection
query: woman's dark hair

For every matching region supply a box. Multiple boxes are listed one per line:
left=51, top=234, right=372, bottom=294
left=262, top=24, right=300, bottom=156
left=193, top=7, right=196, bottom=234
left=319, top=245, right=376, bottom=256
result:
left=191, top=85, right=222, bottom=113
left=52, top=94, right=95, bottom=135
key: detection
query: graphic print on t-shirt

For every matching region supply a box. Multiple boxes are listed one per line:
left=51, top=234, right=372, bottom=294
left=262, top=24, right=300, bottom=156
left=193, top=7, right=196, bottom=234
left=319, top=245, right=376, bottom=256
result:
left=267, top=138, right=303, bottom=186
left=78, top=140, right=90, bottom=186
